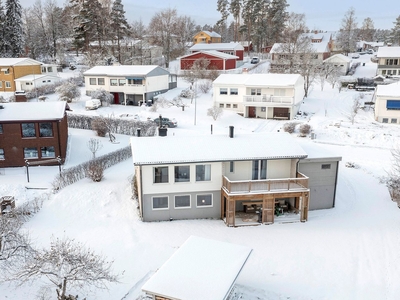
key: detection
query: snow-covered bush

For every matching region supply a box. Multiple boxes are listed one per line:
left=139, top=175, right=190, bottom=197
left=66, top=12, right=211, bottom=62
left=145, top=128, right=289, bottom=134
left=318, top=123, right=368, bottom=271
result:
left=86, top=160, right=104, bottom=182
left=283, top=122, right=297, bottom=133
left=207, top=105, right=223, bottom=121
left=90, top=88, right=114, bottom=107
left=91, top=118, right=108, bottom=137
left=345, top=161, right=359, bottom=168
left=55, top=81, right=81, bottom=102
left=299, top=123, right=311, bottom=136
left=199, top=80, right=212, bottom=94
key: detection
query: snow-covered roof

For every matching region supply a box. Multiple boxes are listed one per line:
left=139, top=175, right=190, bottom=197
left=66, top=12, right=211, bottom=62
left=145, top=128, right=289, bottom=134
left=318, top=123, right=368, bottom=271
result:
left=376, top=47, right=400, bottom=58
left=324, top=54, right=352, bottom=63
left=131, top=132, right=308, bottom=165
left=179, top=50, right=239, bottom=60
left=190, top=42, right=243, bottom=51
left=0, top=101, right=66, bottom=122
left=83, top=65, right=166, bottom=76
left=14, top=74, right=61, bottom=82
left=375, top=81, right=400, bottom=97
left=142, top=236, right=252, bottom=300
left=271, top=33, right=330, bottom=54
left=297, top=140, right=342, bottom=163
left=200, top=30, right=221, bottom=38
left=213, top=73, right=302, bottom=87
left=0, top=58, right=43, bottom=66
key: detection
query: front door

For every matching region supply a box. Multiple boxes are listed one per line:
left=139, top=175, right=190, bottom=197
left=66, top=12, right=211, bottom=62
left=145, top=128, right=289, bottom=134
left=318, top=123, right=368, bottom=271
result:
left=248, top=106, right=256, bottom=118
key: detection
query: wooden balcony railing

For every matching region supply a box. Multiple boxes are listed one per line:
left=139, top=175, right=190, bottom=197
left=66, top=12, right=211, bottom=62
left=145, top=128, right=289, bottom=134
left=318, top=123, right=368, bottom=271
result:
left=222, top=172, right=308, bottom=194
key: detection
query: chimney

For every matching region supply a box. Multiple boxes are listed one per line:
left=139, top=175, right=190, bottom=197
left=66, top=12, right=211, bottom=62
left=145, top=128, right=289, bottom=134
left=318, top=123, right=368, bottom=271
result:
left=229, top=126, right=234, bottom=138
left=136, top=128, right=141, bottom=137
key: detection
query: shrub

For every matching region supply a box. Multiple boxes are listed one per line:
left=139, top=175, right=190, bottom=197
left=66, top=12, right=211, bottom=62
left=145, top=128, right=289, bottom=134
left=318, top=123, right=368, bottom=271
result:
left=90, top=88, right=114, bottom=107
left=207, top=105, right=223, bottom=121
left=283, top=122, right=296, bottom=133
left=299, top=123, right=311, bottom=136
left=86, top=160, right=104, bottom=182
left=198, top=80, right=212, bottom=93
left=91, top=118, right=108, bottom=137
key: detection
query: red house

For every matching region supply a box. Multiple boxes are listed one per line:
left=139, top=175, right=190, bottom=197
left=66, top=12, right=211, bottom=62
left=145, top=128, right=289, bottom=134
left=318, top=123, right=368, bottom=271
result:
left=0, top=101, right=68, bottom=168
left=189, top=42, right=244, bottom=62
left=180, top=51, right=239, bottom=71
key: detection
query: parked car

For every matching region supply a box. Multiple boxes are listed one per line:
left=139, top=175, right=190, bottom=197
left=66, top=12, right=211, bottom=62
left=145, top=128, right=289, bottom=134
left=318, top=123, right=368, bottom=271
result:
left=366, top=49, right=374, bottom=54
left=250, top=57, right=260, bottom=64
left=351, top=53, right=360, bottom=59
left=153, top=117, right=178, bottom=128
left=85, top=99, right=101, bottom=110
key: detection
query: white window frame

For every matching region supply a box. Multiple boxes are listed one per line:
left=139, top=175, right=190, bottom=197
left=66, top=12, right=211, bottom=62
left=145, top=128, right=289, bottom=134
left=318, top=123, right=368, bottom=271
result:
left=195, top=164, right=211, bottom=182
left=0, top=148, right=4, bottom=160
left=220, top=88, right=228, bottom=95
left=89, top=78, right=97, bottom=85
left=230, top=88, right=238, bottom=95
left=5, top=81, right=11, bottom=88
left=174, top=195, right=191, bottom=209
left=196, top=194, right=213, bottom=208
left=152, top=196, right=169, bottom=210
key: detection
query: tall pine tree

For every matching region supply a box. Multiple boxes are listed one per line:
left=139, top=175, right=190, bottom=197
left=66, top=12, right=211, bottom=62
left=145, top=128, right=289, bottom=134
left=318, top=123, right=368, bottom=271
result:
left=391, top=15, right=400, bottom=46
left=4, top=0, right=23, bottom=57
left=110, top=0, right=130, bottom=63
left=0, top=0, right=5, bottom=56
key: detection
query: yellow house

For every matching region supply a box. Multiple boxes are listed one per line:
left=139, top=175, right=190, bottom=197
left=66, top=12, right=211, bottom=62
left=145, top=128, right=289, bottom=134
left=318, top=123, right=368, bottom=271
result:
left=193, top=30, right=222, bottom=44
left=0, top=58, right=43, bottom=92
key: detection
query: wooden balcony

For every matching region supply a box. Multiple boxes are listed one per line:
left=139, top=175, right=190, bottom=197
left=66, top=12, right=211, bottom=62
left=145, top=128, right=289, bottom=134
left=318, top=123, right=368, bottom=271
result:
left=222, top=172, right=309, bottom=195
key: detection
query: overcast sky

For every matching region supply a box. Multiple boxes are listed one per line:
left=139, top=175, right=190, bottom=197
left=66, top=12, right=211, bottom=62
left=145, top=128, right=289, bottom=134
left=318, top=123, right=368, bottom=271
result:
left=19, top=0, right=397, bottom=31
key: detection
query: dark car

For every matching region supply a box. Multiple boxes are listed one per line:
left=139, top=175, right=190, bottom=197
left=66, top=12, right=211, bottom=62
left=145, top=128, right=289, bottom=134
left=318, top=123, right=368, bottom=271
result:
left=153, top=117, right=178, bottom=128
left=250, top=57, right=260, bottom=64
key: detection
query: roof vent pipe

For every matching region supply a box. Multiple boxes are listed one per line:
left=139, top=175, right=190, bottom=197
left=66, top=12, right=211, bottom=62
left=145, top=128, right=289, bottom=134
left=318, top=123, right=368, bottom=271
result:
left=229, top=126, right=234, bottom=138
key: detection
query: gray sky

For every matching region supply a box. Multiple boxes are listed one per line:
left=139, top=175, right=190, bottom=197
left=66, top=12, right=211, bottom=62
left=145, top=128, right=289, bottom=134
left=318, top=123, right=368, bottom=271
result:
left=20, top=0, right=397, bottom=31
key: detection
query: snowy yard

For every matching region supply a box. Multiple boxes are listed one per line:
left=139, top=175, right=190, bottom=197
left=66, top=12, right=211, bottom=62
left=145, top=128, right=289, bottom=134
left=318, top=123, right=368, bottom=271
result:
left=1, top=56, right=400, bottom=300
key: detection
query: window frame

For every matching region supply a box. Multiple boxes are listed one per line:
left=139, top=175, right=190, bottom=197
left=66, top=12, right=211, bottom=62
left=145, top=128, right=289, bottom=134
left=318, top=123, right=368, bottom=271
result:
left=110, top=79, right=118, bottom=86
left=21, top=123, right=36, bottom=138
left=174, top=165, right=190, bottom=183
left=195, top=164, right=211, bottom=182
left=391, top=118, right=397, bottom=124
left=39, top=122, right=53, bottom=137
left=382, top=118, right=388, bottom=123
left=230, top=88, right=238, bottom=95
left=89, top=78, right=97, bottom=85
left=5, top=81, right=11, bottom=88
left=196, top=194, right=213, bottom=208
left=24, top=147, right=38, bottom=159
left=0, top=124, right=3, bottom=134
left=154, top=166, right=169, bottom=184
left=219, top=103, right=224, bottom=108
left=152, top=196, right=169, bottom=210
left=0, top=148, right=4, bottom=160
left=174, top=195, right=191, bottom=209
left=220, top=88, right=228, bottom=95
left=40, top=146, right=56, bottom=158
left=321, top=164, right=331, bottom=170
left=98, top=78, right=105, bottom=85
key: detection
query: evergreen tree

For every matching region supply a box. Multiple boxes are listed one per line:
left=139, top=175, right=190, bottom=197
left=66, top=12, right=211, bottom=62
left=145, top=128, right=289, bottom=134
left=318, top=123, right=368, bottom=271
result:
left=229, top=0, right=242, bottom=42
left=391, top=15, right=400, bottom=45
left=110, top=0, right=130, bottom=62
left=0, top=0, right=5, bottom=56
left=4, top=0, right=23, bottom=57
left=266, top=0, right=289, bottom=46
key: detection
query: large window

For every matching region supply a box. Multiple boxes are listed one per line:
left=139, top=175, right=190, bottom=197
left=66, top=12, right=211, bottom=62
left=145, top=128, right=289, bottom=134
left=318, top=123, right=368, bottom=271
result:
left=174, top=195, right=191, bottom=208
left=252, top=160, right=267, bottom=180
left=220, top=88, right=228, bottom=95
left=196, top=194, right=212, bottom=207
left=24, top=147, right=38, bottom=158
left=230, top=88, right=238, bottom=95
left=0, top=148, right=4, bottom=159
left=251, top=88, right=261, bottom=95
left=119, top=79, right=126, bottom=86
left=98, top=78, right=105, bottom=85
left=89, top=78, right=96, bottom=85
left=41, top=146, right=55, bottom=158
left=196, top=164, right=211, bottom=181
left=21, top=123, right=36, bottom=137
left=39, top=123, right=53, bottom=137
left=110, top=79, right=118, bottom=86
left=274, top=88, right=286, bottom=96
left=128, top=78, right=143, bottom=85
left=175, top=165, right=190, bottom=182
left=386, top=59, right=398, bottom=65
left=152, top=196, right=169, bottom=209
left=154, top=167, right=169, bottom=183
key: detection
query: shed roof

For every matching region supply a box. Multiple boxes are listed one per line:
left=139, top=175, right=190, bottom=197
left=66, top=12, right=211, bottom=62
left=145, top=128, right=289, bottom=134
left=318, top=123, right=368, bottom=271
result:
left=0, top=58, right=43, bottom=66
left=131, top=132, right=308, bottom=165
left=142, top=236, right=252, bottom=300
left=0, top=101, right=66, bottom=122
left=213, top=73, right=302, bottom=87
left=83, top=65, right=169, bottom=77
left=324, top=54, right=351, bottom=63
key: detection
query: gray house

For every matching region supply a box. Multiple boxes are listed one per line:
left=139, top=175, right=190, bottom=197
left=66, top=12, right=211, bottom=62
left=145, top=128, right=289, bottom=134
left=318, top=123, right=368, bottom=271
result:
left=131, top=129, right=341, bottom=226
left=83, top=65, right=177, bottom=106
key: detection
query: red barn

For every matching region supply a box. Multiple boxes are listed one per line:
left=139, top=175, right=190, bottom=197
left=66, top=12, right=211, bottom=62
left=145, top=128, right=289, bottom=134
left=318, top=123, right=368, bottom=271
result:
left=179, top=51, right=239, bottom=71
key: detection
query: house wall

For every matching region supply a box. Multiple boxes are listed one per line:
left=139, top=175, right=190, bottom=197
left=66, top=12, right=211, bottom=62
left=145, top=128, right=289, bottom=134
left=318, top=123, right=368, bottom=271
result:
left=0, top=65, right=41, bottom=92
left=0, top=113, right=68, bottom=168
left=374, top=96, right=400, bottom=124
left=377, top=56, right=400, bottom=76
left=298, top=160, right=339, bottom=210
left=180, top=53, right=237, bottom=71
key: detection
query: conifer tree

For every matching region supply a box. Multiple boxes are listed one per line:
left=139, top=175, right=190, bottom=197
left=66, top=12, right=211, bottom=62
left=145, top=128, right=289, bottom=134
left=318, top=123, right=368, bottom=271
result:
left=391, top=15, right=400, bottom=45
left=110, top=0, right=130, bottom=62
left=4, top=0, right=23, bottom=57
left=0, top=0, right=5, bottom=56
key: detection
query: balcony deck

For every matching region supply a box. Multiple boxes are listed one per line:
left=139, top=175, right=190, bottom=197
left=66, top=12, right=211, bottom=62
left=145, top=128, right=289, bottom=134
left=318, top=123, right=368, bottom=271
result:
left=243, top=95, right=293, bottom=105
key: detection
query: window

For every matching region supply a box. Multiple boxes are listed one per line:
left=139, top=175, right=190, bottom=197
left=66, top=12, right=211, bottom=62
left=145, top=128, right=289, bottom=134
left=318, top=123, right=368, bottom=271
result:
left=229, top=161, right=234, bottom=173
left=382, top=118, right=388, bottom=123
left=386, top=100, right=400, bottom=110
left=0, top=81, right=2, bottom=88
left=233, top=104, right=238, bottom=108
left=261, top=107, right=266, bottom=112
left=89, top=78, right=96, bottom=85
left=392, top=118, right=397, bottom=124
left=274, top=89, right=286, bottom=96
left=4, top=68, right=9, bottom=74
left=21, top=123, right=36, bottom=137
left=226, top=104, right=231, bottom=108
left=152, top=196, right=168, bottom=209
left=382, top=70, right=387, bottom=75
left=196, top=164, right=211, bottom=181
left=220, top=88, right=228, bottom=95
left=219, top=103, right=224, bottom=108
left=252, top=160, right=267, bottom=180
left=251, top=88, right=261, bottom=95
left=24, top=147, right=38, bottom=158
left=110, top=79, right=118, bottom=86
left=197, top=194, right=212, bottom=207
left=128, top=78, right=143, bottom=85
left=175, top=165, right=190, bottom=182
left=230, top=88, right=238, bottom=95
left=321, top=164, right=331, bottom=170
left=175, top=195, right=191, bottom=208
left=386, top=59, right=398, bottom=65
left=0, top=124, right=3, bottom=134
left=41, top=67, right=46, bottom=73
left=5, top=81, right=11, bottom=88
left=41, top=146, right=55, bottom=158
left=119, top=79, right=126, bottom=86
left=0, top=148, right=4, bottom=159
left=47, top=67, right=53, bottom=72
left=154, top=167, right=169, bottom=183
left=98, top=78, right=105, bottom=85
left=39, top=123, right=53, bottom=137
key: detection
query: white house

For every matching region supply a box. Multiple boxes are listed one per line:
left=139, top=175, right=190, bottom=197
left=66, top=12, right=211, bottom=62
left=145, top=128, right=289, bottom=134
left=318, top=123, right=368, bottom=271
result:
left=376, top=46, right=400, bottom=77
left=14, top=74, right=61, bottom=92
left=373, top=82, right=400, bottom=124
left=323, top=53, right=352, bottom=75
left=83, top=65, right=177, bottom=106
left=131, top=129, right=341, bottom=227
left=213, top=73, right=305, bottom=120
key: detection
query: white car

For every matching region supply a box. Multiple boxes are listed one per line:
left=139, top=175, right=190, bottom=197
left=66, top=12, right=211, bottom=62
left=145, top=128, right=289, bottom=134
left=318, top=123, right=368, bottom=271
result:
left=85, top=99, right=101, bottom=110
left=352, top=53, right=360, bottom=59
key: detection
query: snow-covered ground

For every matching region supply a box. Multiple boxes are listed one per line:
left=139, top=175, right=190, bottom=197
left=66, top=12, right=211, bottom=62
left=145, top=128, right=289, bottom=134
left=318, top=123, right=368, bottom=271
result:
left=1, top=54, right=400, bottom=300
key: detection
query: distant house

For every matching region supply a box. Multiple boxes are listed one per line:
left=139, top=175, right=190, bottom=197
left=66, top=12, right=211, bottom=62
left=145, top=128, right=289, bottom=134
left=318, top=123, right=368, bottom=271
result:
left=373, top=82, right=400, bottom=124
left=142, top=236, right=252, bottom=300
left=0, top=58, right=44, bottom=92
left=213, top=73, right=305, bottom=120
left=239, top=41, right=253, bottom=52
left=179, top=50, right=238, bottom=71
left=0, top=101, right=68, bottom=168
left=14, top=74, right=61, bottom=92
left=189, top=42, right=244, bottom=65
left=323, top=54, right=352, bottom=75
left=193, top=30, right=222, bottom=44
left=376, top=46, right=400, bottom=77
left=123, top=39, right=164, bottom=65
left=83, top=65, right=177, bottom=106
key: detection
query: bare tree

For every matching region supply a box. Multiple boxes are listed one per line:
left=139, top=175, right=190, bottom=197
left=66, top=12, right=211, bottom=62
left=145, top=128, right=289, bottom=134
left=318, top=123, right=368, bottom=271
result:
left=360, top=17, right=375, bottom=41
left=348, top=96, right=361, bottom=124
left=55, top=80, right=81, bottom=102
left=337, top=7, right=358, bottom=55
left=5, top=236, right=120, bottom=300
left=87, top=138, right=103, bottom=159
left=207, top=105, right=223, bottom=121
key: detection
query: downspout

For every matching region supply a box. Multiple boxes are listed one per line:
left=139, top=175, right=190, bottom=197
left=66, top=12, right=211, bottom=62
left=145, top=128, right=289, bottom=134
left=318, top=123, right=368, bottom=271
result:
left=57, top=120, right=62, bottom=161
left=332, top=161, right=340, bottom=208
left=139, top=165, right=144, bottom=220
